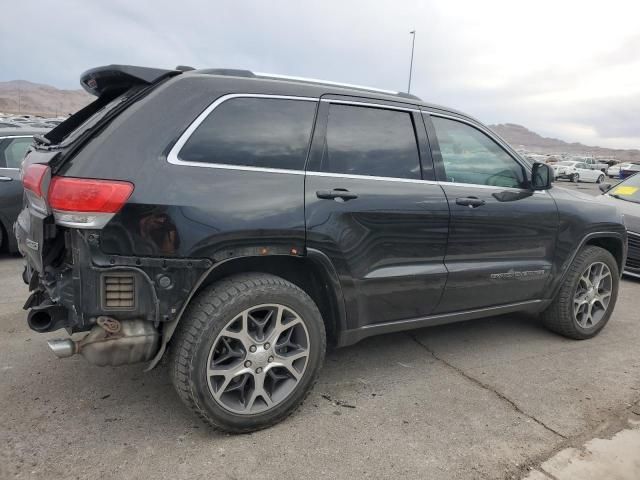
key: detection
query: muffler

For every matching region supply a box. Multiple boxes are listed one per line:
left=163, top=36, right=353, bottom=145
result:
left=47, top=317, right=160, bottom=366
left=28, top=304, right=69, bottom=332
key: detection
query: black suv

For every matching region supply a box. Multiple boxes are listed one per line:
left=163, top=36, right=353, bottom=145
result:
left=15, top=65, right=627, bottom=433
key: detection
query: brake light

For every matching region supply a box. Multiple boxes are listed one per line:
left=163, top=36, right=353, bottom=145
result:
left=22, top=164, right=49, bottom=197
left=48, top=177, right=134, bottom=213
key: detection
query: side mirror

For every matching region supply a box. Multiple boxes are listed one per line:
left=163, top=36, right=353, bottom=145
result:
left=599, top=183, right=612, bottom=193
left=531, top=162, right=553, bottom=190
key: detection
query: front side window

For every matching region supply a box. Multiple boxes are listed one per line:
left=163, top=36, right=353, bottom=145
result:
left=0, top=137, right=33, bottom=169
left=320, top=104, right=421, bottom=179
left=431, top=116, right=526, bottom=188
left=179, top=97, right=317, bottom=171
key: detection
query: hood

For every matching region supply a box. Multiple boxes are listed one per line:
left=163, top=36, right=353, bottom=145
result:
left=595, top=194, right=640, bottom=233
left=550, top=186, right=600, bottom=203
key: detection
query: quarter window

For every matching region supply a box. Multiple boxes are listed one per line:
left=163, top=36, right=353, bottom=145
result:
left=431, top=117, right=526, bottom=188
left=179, top=97, right=317, bottom=170
left=0, top=137, right=33, bottom=169
left=320, top=104, right=421, bottom=179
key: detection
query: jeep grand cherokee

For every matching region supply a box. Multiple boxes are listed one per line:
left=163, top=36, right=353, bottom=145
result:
left=15, top=65, right=627, bottom=433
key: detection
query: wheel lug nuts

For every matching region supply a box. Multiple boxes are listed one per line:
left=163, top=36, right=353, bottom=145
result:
left=249, top=345, right=257, bottom=353
left=244, top=360, right=252, bottom=367
left=264, top=343, right=270, bottom=349
left=268, top=356, right=274, bottom=363
left=256, top=367, right=263, bottom=374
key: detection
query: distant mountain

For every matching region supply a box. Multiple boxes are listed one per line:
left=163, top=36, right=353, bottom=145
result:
left=0, top=80, right=92, bottom=117
left=490, top=123, right=640, bottom=162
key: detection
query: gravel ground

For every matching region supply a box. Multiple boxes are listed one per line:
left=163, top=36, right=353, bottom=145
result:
left=1, top=179, right=638, bottom=480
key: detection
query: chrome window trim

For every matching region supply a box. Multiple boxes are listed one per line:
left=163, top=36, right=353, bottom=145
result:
left=0, top=135, right=35, bottom=140
left=167, top=93, right=319, bottom=173
left=320, top=98, right=420, bottom=113
left=306, top=170, right=438, bottom=185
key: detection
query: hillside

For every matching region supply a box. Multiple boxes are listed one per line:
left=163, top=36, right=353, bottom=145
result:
left=0, top=80, right=92, bottom=117
left=490, top=123, right=640, bottom=162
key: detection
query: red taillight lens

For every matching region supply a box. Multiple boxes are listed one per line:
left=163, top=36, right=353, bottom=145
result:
left=48, top=177, right=134, bottom=213
left=22, top=164, right=49, bottom=196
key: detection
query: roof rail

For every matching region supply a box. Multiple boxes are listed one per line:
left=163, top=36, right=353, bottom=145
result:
left=190, top=67, right=421, bottom=100
left=254, top=72, right=421, bottom=100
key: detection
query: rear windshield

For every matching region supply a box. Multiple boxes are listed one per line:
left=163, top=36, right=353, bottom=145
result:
left=44, top=86, right=144, bottom=146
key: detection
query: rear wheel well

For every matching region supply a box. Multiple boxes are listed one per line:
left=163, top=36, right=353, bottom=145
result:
left=585, top=237, right=624, bottom=271
left=195, top=256, right=342, bottom=345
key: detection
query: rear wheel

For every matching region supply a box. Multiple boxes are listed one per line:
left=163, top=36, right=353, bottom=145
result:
left=571, top=173, right=579, bottom=183
left=171, top=273, right=326, bottom=433
left=542, top=246, right=618, bottom=339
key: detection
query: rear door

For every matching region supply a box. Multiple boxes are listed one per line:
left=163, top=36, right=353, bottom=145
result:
left=423, top=113, right=558, bottom=313
left=304, top=98, right=450, bottom=330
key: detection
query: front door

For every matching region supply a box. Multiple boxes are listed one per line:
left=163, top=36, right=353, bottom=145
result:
left=304, top=99, right=450, bottom=330
left=424, top=114, right=558, bottom=313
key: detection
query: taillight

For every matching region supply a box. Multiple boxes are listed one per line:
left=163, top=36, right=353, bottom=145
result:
left=48, top=177, right=134, bottom=229
left=22, top=164, right=50, bottom=213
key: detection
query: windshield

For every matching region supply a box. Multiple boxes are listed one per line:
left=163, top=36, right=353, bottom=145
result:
left=608, top=173, right=640, bottom=203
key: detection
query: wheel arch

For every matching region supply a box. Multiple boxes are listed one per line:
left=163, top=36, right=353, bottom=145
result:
left=146, top=250, right=347, bottom=370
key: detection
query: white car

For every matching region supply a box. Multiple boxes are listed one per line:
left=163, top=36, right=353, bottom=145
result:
left=553, top=161, right=606, bottom=183
left=608, top=163, right=632, bottom=178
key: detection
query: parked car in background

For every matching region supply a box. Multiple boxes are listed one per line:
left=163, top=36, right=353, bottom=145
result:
left=553, top=161, right=606, bottom=183
left=0, top=128, right=48, bottom=252
left=598, top=175, right=640, bottom=278
left=581, top=158, right=609, bottom=172
left=620, top=164, right=640, bottom=179
left=608, top=162, right=632, bottom=179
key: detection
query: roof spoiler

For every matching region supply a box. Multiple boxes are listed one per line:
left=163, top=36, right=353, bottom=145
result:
left=80, top=65, right=182, bottom=97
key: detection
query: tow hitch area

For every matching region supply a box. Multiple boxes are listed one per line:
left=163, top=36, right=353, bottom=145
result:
left=47, top=317, right=160, bottom=366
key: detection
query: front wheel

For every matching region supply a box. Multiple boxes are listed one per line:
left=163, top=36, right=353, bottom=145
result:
left=542, top=246, right=619, bottom=339
left=597, top=174, right=605, bottom=184
left=171, top=273, right=326, bottom=433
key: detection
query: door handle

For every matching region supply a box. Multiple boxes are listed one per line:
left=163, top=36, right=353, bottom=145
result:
left=456, top=196, right=485, bottom=208
left=316, top=189, right=358, bottom=201
left=0, top=176, right=12, bottom=182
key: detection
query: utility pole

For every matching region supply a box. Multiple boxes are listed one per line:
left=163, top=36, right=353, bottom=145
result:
left=407, top=30, right=416, bottom=94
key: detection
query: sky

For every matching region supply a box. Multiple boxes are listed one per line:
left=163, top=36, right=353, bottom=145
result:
left=2, top=0, right=639, bottom=149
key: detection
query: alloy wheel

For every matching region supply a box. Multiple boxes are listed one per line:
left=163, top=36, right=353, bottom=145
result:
left=206, top=304, right=310, bottom=414
left=573, top=262, right=612, bottom=328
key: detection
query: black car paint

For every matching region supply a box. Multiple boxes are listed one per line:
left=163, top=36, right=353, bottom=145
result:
left=16, top=68, right=627, bottom=356
left=0, top=130, right=47, bottom=252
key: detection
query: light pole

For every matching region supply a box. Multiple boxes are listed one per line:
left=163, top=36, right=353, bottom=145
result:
left=407, top=30, right=416, bottom=94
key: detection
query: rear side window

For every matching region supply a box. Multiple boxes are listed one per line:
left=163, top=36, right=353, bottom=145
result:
left=0, top=137, right=33, bottom=168
left=320, top=104, right=421, bottom=179
left=179, top=97, right=317, bottom=171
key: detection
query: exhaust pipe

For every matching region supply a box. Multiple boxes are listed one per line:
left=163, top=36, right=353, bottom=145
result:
left=28, top=305, right=69, bottom=333
left=47, top=338, right=76, bottom=358
left=46, top=318, right=160, bottom=366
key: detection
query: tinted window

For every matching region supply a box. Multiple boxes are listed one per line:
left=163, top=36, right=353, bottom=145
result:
left=0, top=137, right=33, bottom=168
left=431, top=117, right=526, bottom=188
left=179, top=97, right=317, bottom=170
left=320, top=104, right=421, bottom=179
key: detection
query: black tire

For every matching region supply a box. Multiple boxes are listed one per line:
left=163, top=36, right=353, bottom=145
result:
left=571, top=173, right=579, bottom=183
left=597, top=174, right=604, bottom=184
left=170, top=273, right=326, bottom=433
left=542, top=246, right=619, bottom=339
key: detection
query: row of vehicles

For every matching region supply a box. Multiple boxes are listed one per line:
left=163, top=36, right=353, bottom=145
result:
left=0, top=114, right=65, bottom=130
left=5, top=64, right=640, bottom=433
